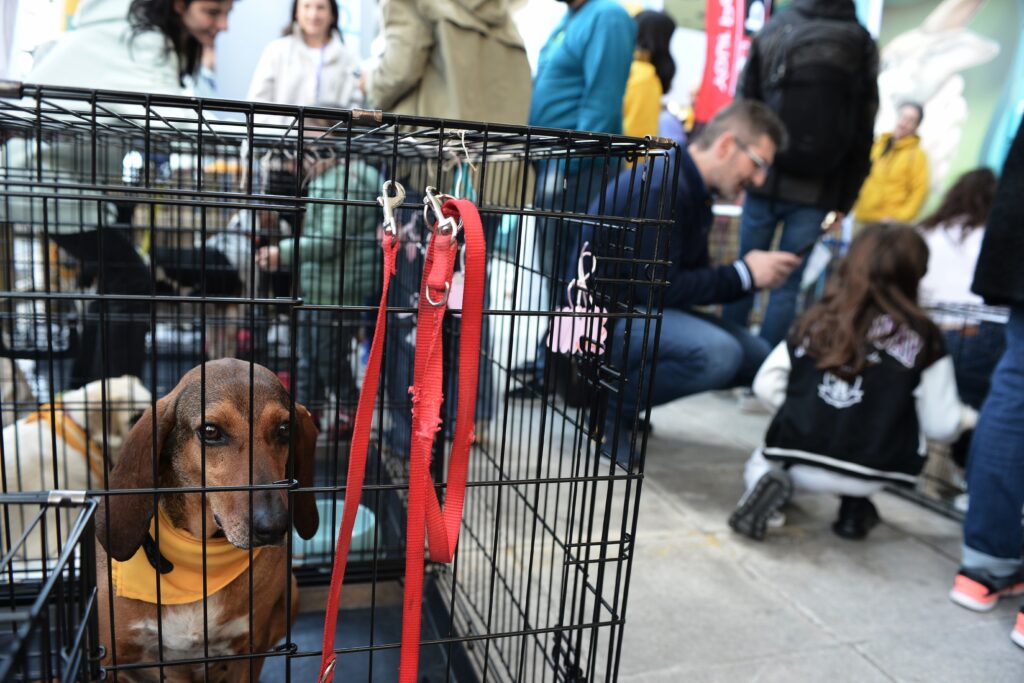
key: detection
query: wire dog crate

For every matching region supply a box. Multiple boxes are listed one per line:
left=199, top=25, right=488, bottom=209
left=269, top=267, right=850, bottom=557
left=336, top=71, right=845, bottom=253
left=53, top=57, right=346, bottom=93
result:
left=0, top=83, right=676, bottom=681
left=0, top=492, right=99, bottom=682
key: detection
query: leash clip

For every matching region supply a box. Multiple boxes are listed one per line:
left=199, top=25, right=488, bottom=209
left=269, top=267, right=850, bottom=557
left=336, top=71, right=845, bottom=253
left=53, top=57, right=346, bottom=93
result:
left=423, top=186, right=460, bottom=239
left=378, top=180, right=405, bottom=245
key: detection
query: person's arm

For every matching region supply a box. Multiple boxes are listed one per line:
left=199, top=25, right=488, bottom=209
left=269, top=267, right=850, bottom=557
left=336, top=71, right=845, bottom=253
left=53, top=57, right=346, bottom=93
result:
left=577, top=10, right=636, bottom=134
left=246, top=42, right=280, bottom=104
left=893, top=150, right=929, bottom=222
left=838, top=34, right=880, bottom=213
left=737, top=33, right=763, bottom=101
left=364, top=0, right=433, bottom=110
left=752, top=341, right=791, bottom=411
left=914, top=355, right=977, bottom=443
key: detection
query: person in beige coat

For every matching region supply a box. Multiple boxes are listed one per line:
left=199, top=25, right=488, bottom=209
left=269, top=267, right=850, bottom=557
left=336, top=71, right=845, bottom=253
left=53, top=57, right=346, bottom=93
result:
left=362, top=0, right=531, bottom=123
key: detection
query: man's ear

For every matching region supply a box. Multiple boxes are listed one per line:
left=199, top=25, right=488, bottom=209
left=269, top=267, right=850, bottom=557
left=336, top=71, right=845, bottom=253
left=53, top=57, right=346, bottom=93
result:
left=94, top=393, right=178, bottom=561
left=714, top=131, right=736, bottom=159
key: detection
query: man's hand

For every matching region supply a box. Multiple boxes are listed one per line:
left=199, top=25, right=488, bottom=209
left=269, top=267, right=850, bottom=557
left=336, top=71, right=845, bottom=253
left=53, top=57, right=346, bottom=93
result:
left=256, top=245, right=280, bottom=271
left=743, top=250, right=802, bottom=289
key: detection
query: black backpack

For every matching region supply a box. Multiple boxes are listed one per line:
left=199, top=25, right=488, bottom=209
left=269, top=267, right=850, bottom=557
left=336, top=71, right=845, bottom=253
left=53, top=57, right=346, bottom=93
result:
left=762, top=16, right=870, bottom=176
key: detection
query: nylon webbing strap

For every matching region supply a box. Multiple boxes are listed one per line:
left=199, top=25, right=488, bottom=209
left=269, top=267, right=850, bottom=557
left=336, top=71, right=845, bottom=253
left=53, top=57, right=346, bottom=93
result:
left=318, top=233, right=398, bottom=682
left=318, top=197, right=485, bottom=683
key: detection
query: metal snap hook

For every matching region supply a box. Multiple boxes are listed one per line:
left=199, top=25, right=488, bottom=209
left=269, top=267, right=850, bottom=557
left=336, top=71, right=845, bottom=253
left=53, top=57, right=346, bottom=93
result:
left=425, top=282, right=451, bottom=307
left=378, top=180, right=406, bottom=244
left=423, top=185, right=459, bottom=238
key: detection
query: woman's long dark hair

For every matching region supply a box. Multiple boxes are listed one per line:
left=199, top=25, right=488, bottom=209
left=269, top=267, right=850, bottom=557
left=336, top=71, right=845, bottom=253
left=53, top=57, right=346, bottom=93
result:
left=128, top=0, right=218, bottom=85
left=794, top=223, right=939, bottom=379
left=919, top=167, right=997, bottom=233
left=283, top=0, right=340, bottom=38
left=635, top=10, right=677, bottom=94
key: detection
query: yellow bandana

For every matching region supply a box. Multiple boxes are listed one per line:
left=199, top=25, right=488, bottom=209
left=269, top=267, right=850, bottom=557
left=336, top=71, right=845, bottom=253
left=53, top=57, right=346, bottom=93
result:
left=25, top=404, right=105, bottom=483
left=111, top=506, right=262, bottom=605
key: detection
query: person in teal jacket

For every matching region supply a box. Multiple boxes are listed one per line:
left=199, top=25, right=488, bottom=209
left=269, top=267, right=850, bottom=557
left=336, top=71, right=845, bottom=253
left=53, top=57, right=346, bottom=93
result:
left=257, top=153, right=381, bottom=423
left=528, top=0, right=636, bottom=136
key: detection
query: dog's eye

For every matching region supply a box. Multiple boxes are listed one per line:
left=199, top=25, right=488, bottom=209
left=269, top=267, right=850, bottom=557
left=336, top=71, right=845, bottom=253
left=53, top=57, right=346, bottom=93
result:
left=198, top=423, right=223, bottom=443
left=277, top=422, right=291, bottom=441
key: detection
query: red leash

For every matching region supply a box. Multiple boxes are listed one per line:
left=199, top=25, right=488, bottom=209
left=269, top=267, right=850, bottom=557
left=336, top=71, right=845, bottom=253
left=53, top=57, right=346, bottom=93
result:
left=318, top=187, right=486, bottom=683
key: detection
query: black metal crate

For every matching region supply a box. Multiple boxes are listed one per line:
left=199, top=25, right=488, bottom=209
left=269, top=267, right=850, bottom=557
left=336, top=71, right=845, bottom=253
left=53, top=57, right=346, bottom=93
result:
left=0, top=492, right=99, bottom=683
left=1, top=83, right=675, bottom=681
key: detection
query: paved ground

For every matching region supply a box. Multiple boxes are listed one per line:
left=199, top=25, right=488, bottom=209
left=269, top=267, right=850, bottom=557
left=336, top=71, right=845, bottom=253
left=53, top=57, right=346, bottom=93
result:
left=617, top=391, right=1023, bottom=682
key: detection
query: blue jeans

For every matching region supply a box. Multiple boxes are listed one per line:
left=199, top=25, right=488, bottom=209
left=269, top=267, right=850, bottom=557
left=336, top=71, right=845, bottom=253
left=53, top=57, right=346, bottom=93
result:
left=943, top=322, right=1007, bottom=409
left=603, top=308, right=771, bottom=460
left=721, top=194, right=828, bottom=347
left=962, top=306, right=1024, bottom=574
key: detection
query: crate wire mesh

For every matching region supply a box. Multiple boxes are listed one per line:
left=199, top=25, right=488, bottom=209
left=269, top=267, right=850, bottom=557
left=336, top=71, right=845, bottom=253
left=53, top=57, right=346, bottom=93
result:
left=0, top=492, right=99, bottom=682
left=0, top=83, right=676, bottom=681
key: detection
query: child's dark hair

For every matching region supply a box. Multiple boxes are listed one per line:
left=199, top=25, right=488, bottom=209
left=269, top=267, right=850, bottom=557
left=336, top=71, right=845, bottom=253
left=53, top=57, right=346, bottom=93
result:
left=794, top=223, right=939, bottom=378
left=634, top=11, right=677, bottom=94
left=919, top=167, right=997, bottom=234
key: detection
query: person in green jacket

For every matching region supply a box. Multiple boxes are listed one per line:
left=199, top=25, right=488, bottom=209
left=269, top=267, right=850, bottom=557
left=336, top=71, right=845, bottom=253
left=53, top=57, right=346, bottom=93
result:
left=256, top=145, right=381, bottom=424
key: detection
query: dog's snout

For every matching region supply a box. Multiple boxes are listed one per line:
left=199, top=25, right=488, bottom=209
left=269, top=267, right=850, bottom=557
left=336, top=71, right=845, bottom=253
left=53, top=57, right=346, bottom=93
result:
left=251, top=493, right=289, bottom=546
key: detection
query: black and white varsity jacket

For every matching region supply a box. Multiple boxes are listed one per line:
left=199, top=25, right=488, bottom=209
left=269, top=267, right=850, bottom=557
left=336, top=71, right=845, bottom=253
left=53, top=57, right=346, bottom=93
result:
left=753, top=316, right=975, bottom=486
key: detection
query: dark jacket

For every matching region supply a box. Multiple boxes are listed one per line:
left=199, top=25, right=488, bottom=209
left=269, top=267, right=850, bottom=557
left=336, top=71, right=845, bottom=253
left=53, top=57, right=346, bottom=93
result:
left=972, top=118, right=1024, bottom=307
left=739, top=0, right=879, bottom=213
left=585, top=147, right=754, bottom=310
left=762, top=319, right=953, bottom=486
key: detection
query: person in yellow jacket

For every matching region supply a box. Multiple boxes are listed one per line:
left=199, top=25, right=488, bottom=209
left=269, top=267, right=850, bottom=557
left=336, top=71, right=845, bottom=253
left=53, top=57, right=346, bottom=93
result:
left=622, top=10, right=676, bottom=139
left=854, top=102, right=930, bottom=224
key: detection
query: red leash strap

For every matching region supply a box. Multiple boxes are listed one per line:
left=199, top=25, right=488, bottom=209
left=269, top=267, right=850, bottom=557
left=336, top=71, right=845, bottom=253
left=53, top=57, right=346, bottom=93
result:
left=399, top=196, right=485, bottom=682
left=317, top=192, right=485, bottom=683
left=318, top=193, right=401, bottom=682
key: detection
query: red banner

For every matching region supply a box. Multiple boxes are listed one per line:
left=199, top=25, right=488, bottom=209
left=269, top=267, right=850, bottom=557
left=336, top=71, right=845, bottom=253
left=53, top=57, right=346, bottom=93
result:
left=694, top=0, right=771, bottom=124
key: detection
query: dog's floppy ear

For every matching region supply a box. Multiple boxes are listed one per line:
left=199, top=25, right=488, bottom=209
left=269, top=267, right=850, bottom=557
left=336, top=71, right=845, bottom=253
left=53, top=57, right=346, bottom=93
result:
left=291, top=403, right=319, bottom=540
left=95, top=392, right=177, bottom=561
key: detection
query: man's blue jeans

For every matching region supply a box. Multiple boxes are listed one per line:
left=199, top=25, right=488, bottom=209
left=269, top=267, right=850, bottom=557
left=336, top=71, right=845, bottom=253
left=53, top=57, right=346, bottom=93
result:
left=603, top=308, right=771, bottom=461
left=722, top=194, right=828, bottom=347
left=962, top=306, right=1024, bottom=575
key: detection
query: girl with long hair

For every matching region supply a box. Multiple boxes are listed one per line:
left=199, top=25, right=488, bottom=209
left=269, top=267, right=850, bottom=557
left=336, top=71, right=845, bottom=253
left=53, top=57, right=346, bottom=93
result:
left=918, top=168, right=1002, bottom=411
left=622, top=10, right=676, bottom=139
left=247, top=0, right=360, bottom=125
left=729, top=224, right=975, bottom=541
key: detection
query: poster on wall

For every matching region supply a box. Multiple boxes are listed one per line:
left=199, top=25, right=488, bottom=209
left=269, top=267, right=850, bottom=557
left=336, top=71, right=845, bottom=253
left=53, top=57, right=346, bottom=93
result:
left=875, top=0, right=1023, bottom=209
left=693, top=0, right=772, bottom=124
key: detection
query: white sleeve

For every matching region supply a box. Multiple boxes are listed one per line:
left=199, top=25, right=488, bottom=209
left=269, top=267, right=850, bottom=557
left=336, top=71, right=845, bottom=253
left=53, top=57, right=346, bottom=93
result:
left=752, top=342, right=791, bottom=411
left=247, top=43, right=280, bottom=104
left=914, top=355, right=977, bottom=443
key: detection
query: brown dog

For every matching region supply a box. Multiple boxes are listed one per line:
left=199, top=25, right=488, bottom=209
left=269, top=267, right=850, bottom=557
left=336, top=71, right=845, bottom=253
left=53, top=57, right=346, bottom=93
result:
left=94, top=359, right=319, bottom=682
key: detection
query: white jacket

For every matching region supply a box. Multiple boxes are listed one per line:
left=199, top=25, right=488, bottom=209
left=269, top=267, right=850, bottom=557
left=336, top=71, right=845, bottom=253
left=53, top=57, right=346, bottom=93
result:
left=1, top=0, right=188, bottom=233
left=28, top=0, right=185, bottom=97
left=247, top=29, right=359, bottom=125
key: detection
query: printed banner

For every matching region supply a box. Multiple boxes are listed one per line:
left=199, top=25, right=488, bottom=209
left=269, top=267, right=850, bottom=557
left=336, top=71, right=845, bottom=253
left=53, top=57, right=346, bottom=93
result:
left=694, top=0, right=771, bottom=124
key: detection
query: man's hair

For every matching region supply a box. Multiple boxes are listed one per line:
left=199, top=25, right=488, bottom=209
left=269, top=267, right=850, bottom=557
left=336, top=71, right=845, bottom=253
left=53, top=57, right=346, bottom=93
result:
left=692, top=100, right=788, bottom=152
left=899, top=101, right=924, bottom=126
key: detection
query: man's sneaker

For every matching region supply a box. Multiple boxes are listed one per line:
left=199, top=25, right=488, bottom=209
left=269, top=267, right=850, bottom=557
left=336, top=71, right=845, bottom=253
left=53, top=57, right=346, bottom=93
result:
left=949, top=567, right=1024, bottom=612
left=1012, top=608, right=1024, bottom=649
left=729, top=470, right=793, bottom=541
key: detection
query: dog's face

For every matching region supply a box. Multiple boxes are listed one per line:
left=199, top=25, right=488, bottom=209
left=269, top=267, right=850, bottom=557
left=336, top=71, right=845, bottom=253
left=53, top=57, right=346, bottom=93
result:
left=95, top=360, right=319, bottom=561
left=64, top=375, right=151, bottom=460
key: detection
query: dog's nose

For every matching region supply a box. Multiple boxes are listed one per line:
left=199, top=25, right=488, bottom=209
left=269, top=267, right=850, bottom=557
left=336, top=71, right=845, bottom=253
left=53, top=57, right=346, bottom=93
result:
left=251, top=504, right=288, bottom=546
